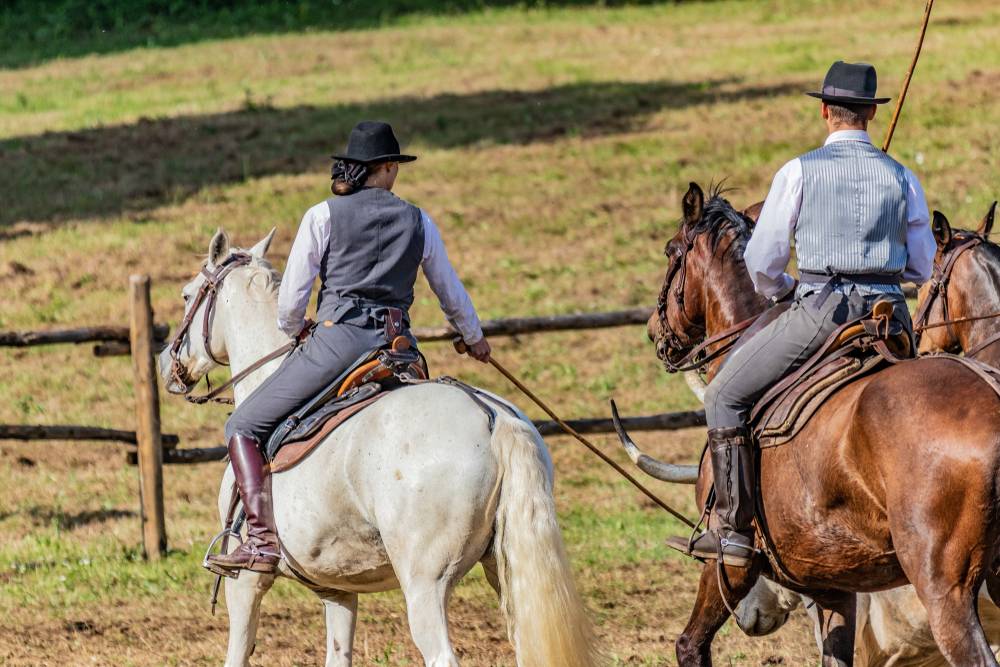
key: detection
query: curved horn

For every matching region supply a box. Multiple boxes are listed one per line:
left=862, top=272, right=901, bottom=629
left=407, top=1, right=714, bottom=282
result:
left=610, top=399, right=699, bottom=484
left=684, top=371, right=707, bottom=404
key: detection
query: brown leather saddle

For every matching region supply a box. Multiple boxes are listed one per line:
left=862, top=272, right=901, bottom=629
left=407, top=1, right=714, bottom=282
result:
left=749, top=301, right=912, bottom=447
left=264, top=336, right=428, bottom=473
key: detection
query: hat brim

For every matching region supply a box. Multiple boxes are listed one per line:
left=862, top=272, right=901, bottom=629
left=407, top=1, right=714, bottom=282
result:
left=330, top=153, right=418, bottom=164
left=806, top=91, right=891, bottom=105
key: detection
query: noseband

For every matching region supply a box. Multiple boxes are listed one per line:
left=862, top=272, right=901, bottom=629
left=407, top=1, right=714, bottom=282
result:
left=167, top=252, right=252, bottom=396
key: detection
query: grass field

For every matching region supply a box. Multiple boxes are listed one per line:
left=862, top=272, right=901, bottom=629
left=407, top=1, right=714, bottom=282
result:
left=1, top=0, right=998, bottom=664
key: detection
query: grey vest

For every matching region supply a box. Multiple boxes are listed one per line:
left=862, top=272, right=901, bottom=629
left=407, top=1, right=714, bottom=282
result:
left=317, top=188, right=425, bottom=326
left=796, top=140, right=909, bottom=276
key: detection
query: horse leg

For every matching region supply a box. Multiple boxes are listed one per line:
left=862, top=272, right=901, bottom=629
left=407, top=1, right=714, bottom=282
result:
left=896, top=523, right=999, bottom=665
left=400, top=574, right=460, bottom=667
left=223, top=571, right=275, bottom=667
left=319, top=590, right=358, bottom=667
left=812, top=591, right=856, bottom=667
left=676, top=562, right=759, bottom=666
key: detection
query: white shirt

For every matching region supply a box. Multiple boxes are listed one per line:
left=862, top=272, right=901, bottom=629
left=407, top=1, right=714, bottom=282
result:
left=744, top=130, right=935, bottom=300
left=276, top=202, right=484, bottom=344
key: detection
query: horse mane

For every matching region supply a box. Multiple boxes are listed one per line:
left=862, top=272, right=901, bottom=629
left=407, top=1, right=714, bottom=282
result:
left=688, top=184, right=754, bottom=256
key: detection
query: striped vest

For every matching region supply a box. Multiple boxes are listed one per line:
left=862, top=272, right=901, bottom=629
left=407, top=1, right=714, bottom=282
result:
left=796, top=140, right=909, bottom=276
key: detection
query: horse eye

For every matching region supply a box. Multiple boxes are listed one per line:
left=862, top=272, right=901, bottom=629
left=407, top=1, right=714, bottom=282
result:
left=183, top=294, right=191, bottom=303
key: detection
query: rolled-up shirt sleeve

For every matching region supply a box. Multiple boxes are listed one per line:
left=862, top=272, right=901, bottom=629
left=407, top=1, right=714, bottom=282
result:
left=420, top=210, right=484, bottom=344
left=743, top=159, right=801, bottom=300
left=901, top=167, right=934, bottom=285
left=276, top=203, right=330, bottom=337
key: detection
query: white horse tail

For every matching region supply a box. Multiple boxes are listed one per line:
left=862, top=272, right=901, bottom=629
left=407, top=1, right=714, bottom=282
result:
left=489, top=414, right=604, bottom=667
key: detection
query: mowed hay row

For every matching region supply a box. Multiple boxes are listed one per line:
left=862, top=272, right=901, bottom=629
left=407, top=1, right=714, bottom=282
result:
left=1, top=0, right=998, bottom=664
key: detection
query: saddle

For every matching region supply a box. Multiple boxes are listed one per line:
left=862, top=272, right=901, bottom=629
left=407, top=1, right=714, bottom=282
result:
left=749, top=300, right=912, bottom=447
left=264, top=336, right=428, bottom=473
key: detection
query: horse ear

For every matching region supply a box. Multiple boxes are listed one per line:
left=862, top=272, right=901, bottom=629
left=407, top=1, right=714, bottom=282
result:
left=208, top=228, right=231, bottom=266
left=932, top=211, right=952, bottom=247
left=977, top=201, right=997, bottom=238
left=249, top=227, right=276, bottom=258
left=682, top=182, right=704, bottom=225
left=742, top=200, right=765, bottom=226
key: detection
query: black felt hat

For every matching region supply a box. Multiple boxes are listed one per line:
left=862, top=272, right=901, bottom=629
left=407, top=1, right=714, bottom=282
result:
left=331, top=121, right=417, bottom=164
left=806, top=61, right=891, bottom=105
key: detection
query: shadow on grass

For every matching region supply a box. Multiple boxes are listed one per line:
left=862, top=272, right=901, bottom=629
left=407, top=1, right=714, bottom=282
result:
left=25, top=507, right=137, bottom=530
left=0, top=77, right=803, bottom=226
left=0, top=0, right=674, bottom=70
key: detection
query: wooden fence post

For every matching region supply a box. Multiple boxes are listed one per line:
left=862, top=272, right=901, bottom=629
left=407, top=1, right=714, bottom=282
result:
left=129, top=275, right=167, bottom=560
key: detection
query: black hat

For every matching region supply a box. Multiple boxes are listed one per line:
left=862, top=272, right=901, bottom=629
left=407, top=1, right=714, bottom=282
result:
left=331, top=121, right=417, bottom=164
left=806, top=61, right=891, bottom=105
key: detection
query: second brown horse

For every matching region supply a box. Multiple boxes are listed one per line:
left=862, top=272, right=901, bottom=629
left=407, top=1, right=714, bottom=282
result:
left=620, top=183, right=1000, bottom=666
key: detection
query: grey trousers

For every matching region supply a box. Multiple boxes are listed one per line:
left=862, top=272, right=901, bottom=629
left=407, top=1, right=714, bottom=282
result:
left=224, top=322, right=391, bottom=442
left=704, top=288, right=911, bottom=429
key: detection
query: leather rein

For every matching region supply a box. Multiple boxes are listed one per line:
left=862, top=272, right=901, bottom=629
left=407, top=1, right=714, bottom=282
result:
left=656, top=230, right=756, bottom=373
left=167, top=252, right=295, bottom=405
left=912, top=232, right=1000, bottom=357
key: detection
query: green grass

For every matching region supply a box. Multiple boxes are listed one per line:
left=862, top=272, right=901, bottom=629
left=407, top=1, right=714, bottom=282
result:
left=1, top=0, right=998, bottom=662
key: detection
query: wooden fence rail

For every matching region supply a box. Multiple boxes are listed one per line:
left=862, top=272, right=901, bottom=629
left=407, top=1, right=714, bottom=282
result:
left=0, top=424, right=178, bottom=448
left=0, top=324, right=169, bottom=348
left=138, top=409, right=707, bottom=465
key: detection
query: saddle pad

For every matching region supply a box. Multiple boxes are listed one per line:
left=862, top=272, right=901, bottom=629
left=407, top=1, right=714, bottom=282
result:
left=755, top=354, right=884, bottom=448
left=270, top=393, right=387, bottom=474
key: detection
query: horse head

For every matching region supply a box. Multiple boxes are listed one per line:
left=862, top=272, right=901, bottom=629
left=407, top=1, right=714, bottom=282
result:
left=650, top=181, right=763, bottom=377
left=916, top=202, right=999, bottom=358
left=157, top=227, right=277, bottom=394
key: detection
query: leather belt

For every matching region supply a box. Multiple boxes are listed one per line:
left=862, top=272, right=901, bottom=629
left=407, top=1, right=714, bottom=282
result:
left=798, top=270, right=902, bottom=308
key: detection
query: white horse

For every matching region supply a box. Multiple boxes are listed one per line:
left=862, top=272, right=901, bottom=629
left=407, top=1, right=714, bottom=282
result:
left=158, top=229, right=603, bottom=667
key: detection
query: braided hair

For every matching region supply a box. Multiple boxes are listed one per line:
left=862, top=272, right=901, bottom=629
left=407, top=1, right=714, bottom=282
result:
left=331, top=159, right=369, bottom=196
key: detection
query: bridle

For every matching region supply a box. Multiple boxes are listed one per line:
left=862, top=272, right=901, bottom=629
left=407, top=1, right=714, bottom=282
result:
left=911, top=231, right=1000, bottom=357
left=167, top=252, right=295, bottom=405
left=655, top=229, right=754, bottom=373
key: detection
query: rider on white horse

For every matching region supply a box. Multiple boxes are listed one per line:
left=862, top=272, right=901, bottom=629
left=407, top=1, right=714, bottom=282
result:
left=207, top=120, right=493, bottom=574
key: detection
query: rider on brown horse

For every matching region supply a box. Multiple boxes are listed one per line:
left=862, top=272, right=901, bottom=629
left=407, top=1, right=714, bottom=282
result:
left=672, top=61, right=936, bottom=566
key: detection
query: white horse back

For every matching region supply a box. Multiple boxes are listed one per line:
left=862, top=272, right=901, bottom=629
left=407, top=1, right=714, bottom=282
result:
left=217, top=382, right=520, bottom=593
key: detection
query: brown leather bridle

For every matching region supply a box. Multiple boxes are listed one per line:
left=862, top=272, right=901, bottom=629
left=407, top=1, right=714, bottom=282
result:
left=655, top=230, right=754, bottom=373
left=912, top=232, right=987, bottom=350
left=166, top=252, right=295, bottom=405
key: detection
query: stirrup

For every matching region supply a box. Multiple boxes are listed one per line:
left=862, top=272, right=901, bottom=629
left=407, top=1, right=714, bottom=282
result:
left=203, top=527, right=244, bottom=579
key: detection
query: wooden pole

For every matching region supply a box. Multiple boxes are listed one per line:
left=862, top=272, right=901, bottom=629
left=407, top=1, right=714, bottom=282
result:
left=412, top=308, right=654, bottom=342
left=882, top=0, right=935, bottom=152
left=129, top=275, right=167, bottom=560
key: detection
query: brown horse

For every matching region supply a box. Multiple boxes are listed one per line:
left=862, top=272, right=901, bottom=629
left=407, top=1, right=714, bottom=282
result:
left=621, top=183, right=1000, bottom=666
left=916, top=203, right=1000, bottom=366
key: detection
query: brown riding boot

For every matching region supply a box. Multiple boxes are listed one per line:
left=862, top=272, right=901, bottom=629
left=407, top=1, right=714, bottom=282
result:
left=206, top=434, right=281, bottom=574
left=668, top=426, right=756, bottom=567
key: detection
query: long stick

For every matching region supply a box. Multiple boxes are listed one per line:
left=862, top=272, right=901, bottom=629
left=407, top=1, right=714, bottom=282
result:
left=882, top=0, right=935, bottom=152
left=456, top=342, right=696, bottom=528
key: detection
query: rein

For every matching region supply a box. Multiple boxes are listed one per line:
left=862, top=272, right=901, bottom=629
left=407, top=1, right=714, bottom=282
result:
left=167, top=252, right=295, bottom=405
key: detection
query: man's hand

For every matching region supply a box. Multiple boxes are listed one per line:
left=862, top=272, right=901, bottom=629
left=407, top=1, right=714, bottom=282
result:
left=297, top=319, right=315, bottom=344
left=466, top=337, right=491, bottom=363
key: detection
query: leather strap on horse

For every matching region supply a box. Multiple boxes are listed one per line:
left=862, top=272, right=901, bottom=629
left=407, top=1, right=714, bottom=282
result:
left=664, top=315, right=758, bottom=373
left=454, top=339, right=697, bottom=529
left=185, top=340, right=296, bottom=405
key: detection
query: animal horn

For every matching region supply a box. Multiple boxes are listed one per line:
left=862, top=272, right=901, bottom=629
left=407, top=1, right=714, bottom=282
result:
left=610, top=399, right=699, bottom=484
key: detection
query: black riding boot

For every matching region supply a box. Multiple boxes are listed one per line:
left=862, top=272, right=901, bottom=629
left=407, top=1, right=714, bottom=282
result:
left=668, top=426, right=756, bottom=567
left=205, top=434, right=281, bottom=574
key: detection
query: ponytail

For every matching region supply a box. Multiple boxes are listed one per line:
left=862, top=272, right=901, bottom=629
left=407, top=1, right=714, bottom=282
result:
left=331, top=159, right=369, bottom=196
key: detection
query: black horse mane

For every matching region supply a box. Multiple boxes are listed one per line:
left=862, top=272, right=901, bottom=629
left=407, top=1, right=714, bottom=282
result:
left=688, top=184, right=754, bottom=254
